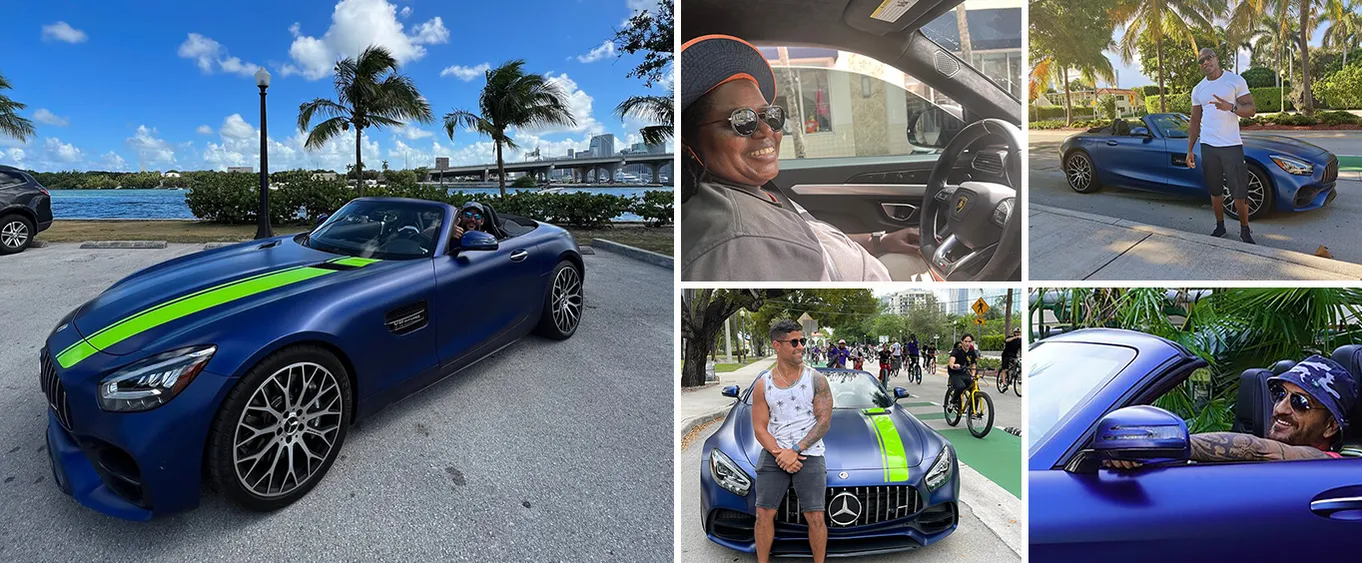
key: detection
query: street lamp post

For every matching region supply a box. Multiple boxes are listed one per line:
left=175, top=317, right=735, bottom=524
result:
left=254, top=67, right=273, bottom=240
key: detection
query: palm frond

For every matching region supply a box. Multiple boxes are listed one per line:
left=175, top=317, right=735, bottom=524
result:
left=0, top=72, right=35, bottom=142
left=303, top=116, right=349, bottom=150
left=297, top=98, right=350, bottom=131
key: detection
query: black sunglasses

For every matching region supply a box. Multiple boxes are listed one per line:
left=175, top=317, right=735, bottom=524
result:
left=776, top=337, right=807, bottom=347
left=1198, top=55, right=1216, bottom=64
left=704, top=106, right=786, bottom=137
left=462, top=210, right=484, bottom=220
left=1270, top=382, right=1316, bottom=413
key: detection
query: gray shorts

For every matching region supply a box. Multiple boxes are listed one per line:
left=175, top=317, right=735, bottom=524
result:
left=1202, top=143, right=1248, bottom=200
left=755, top=451, right=827, bottom=513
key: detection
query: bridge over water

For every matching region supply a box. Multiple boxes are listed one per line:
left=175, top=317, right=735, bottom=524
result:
left=430, top=153, right=674, bottom=184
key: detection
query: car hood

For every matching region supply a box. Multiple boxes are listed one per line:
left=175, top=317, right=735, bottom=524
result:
left=1244, top=135, right=1331, bottom=160
left=735, top=408, right=926, bottom=471
left=65, top=235, right=379, bottom=360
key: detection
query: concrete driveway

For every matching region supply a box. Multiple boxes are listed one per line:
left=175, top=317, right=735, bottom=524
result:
left=0, top=243, right=673, bottom=562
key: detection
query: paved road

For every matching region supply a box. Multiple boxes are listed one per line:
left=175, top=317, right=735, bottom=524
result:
left=1030, top=130, right=1362, bottom=263
left=0, top=244, right=673, bottom=562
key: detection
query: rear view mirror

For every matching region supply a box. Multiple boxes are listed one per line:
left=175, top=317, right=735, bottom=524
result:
left=721, top=385, right=740, bottom=398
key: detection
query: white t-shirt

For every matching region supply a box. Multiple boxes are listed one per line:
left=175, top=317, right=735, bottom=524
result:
left=761, top=366, right=825, bottom=456
left=1191, top=71, right=1250, bottom=147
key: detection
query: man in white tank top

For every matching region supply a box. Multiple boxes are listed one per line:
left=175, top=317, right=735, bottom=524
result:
left=751, top=320, right=833, bottom=563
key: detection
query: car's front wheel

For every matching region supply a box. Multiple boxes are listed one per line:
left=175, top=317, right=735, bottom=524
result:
left=1222, top=164, right=1275, bottom=220
left=535, top=260, right=583, bottom=340
left=0, top=214, right=34, bottom=255
left=206, top=345, right=352, bottom=512
left=1064, top=151, right=1101, bottom=193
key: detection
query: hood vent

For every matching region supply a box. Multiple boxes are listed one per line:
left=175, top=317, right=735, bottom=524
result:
left=385, top=301, right=428, bottom=335
left=257, top=240, right=281, bottom=249
left=314, top=261, right=361, bottom=271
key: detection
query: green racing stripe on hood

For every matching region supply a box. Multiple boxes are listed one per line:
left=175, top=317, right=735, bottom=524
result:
left=330, top=257, right=381, bottom=267
left=55, top=258, right=377, bottom=369
left=863, top=408, right=910, bottom=482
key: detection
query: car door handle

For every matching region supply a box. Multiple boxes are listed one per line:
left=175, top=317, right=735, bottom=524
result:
left=510, top=249, right=530, bottom=262
left=1310, top=496, right=1362, bottom=518
left=1106, top=141, right=1118, bottom=146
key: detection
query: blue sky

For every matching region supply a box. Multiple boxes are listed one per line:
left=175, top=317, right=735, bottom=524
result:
left=1104, top=20, right=1330, bottom=89
left=1, top=0, right=672, bottom=172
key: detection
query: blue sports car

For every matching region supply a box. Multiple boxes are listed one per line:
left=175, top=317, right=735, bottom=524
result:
left=1029, top=328, right=1362, bottom=561
left=40, top=197, right=585, bottom=520
left=1061, top=113, right=1340, bottom=219
left=701, top=368, right=958, bottom=557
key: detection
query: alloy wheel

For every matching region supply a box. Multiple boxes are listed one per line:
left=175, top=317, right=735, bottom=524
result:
left=1222, top=171, right=1266, bottom=218
left=1066, top=154, right=1092, bottom=191
left=551, top=266, right=583, bottom=334
left=233, top=361, right=343, bottom=498
left=1, top=220, right=28, bottom=248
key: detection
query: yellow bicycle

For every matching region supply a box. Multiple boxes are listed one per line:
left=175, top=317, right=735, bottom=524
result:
left=943, top=365, right=994, bottom=438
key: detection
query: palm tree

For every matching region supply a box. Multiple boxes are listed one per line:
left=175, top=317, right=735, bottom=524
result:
left=443, top=61, right=577, bottom=197
left=614, top=91, right=673, bottom=147
left=1322, top=0, right=1362, bottom=68
left=0, top=72, right=35, bottom=142
left=1031, top=0, right=1117, bottom=125
left=1112, top=0, right=1225, bottom=112
left=1245, top=5, right=1300, bottom=112
left=298, top=45, right=432, bottom=197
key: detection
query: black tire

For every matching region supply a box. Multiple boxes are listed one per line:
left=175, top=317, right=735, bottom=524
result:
left=996, top=368, right=1009, bottom=393
left=1014, top=371, right=1022, bottom=397
left=535, top=260, right=583, bottom=340
left=206, top=345, right=353, bottom=512
left=1064, top=150, right=1101, bottom=193
left=1222, top=164, right=1275, bottom=220
left=0, top=214, right=35, bottom=255
left=968, top=391, right=995, bottom=438
left=943, top=389, right=961, bottom=426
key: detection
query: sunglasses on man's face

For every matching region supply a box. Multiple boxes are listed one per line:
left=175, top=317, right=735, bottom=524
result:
left=1270, top=383, right=1316, bottom=414
left=1199, top=55, right=1216, bottom=64
left=462, top=210, right=484, bottom=220
left=704, top=106, right=786, bottom=137
left=776, top=337, right=807, bottom=348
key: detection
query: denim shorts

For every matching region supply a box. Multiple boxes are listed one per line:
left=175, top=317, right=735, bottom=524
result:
left=755, top=450, right=827, bottom=513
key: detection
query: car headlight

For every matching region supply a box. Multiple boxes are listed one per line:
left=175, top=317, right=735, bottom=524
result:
left=98, top=346, right=216, bottom=412
left=1270, top=154, right=1313, bottom=175
left=925, top=446, right=954, bottom=492
left=710, top=449, right=752, bottom=497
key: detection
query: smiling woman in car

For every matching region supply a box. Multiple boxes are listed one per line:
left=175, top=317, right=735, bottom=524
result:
left=679, top=35, right=927, bottom=282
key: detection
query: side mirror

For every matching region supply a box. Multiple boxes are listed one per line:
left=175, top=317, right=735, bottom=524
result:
left=314, top=213, right=329, bottom=228
left=893, top=387, right=910, bottom=400
left=721, top=385, right=740, bottom=398
left=1130, top=127, right=1152, bottom=138
left=907, top=107, right=964, bottom=149
left=1079, top=405, right=1189, bottom=472
left=459, top=230, right=498, bottom=252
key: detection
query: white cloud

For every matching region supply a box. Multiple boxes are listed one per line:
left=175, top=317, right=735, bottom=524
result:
left=220, top=114, right=256, bottom=140
left=574, top=40, right=615, bottom=63
left=41, top=22, right=87, bottom=44
left=178, top=33, right=261, bottom=76
left=44, top=138, right=83, bottom=163
left=98, top=151, right=127, bottom=171
left=440, top=63, right=490, bottom=81
left=395, top=125, right=433, bottom=140
left=399, top=6, right=412, bottom=17
left=3, top=148, right=24, bottom=165
left=126, top=126, right=175, bottom=165
left=196, top=125, right=213, bottom=135
left=530, top=73, right=603, bottom=135
left=33, top=109, right=68, bottom=127
left=285, top=0, right=450, bottom=80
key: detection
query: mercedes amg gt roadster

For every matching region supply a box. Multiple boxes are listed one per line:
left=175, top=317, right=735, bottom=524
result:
left=1061, top=113, right=1339, bottom=219
left=40, top=197, right=585, bottom=520
left=700, top=369, right=959, bottom=557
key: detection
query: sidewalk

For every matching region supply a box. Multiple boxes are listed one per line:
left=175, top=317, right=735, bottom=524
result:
left=1030, top=204, right=1362, bottom=280
left=677, top=355, right=776, bottom=439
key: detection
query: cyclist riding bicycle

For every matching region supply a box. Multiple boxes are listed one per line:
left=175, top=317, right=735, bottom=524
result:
left=877, top=343, right=892, bottom=386
left=947, top=334, right=979, bottom=409
left=906, top=335, right=920, bottom=373
left=1002, top=328, right=1023, bottom=380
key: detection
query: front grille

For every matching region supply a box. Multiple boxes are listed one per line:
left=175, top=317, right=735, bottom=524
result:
left=1323, top=158, right=1339, bottom=184
left=39, top=349, right=73, bottom=432
left=777, top=485, right=921, bottom=527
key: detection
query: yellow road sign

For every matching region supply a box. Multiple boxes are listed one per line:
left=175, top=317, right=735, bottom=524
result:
left=972, top=298, right=989, bottom=317
left=973, top=317, right=985, bottom=325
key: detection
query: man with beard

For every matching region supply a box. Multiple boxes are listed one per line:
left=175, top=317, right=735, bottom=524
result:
left=1109, top=356, right=1357, bottom=468
left=1188, top=47, right=1257, bottom=244
left=451, top=202, right=495, bottom=243
left=751, top=319, right=832, bottom=563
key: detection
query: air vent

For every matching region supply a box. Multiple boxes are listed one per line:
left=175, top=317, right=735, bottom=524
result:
left=314, top=261, right=361, bottom=271
left=972, top=152, right=1004, bottom=177
left=257, top=240, right=281, bottom=249
left=385, top=301, right=428, bottom=335
left=934, top=50, right=960, bottom=77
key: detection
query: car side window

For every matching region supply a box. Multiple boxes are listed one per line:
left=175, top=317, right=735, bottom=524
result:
left=0, top=171, right=21, bottom=187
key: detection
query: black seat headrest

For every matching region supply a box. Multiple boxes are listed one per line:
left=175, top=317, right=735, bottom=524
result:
left=1233, top=368, right=1275, bottom=438
left=1271, top=360, right=1297, bottom=374
left=480, top=202, right=507, bottom=239
left=1331, top=345, right=1362, bottom=453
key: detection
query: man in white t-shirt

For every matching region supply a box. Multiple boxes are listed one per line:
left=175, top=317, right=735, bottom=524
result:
left=1188, top=47, right=1258, bottom=244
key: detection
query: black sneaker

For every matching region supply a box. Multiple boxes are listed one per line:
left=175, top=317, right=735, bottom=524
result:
left=1211, top=224, right=1227, bottom=237
left=1241, top=227, right=1255, bottom=244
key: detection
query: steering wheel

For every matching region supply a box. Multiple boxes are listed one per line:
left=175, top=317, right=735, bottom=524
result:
left=918, top=118, right=1023, bottom=281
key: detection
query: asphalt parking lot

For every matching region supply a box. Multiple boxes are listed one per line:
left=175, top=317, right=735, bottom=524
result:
left=0, top=243, right=673, bottom=562
left=1030, top=129, right=1362, bottom=263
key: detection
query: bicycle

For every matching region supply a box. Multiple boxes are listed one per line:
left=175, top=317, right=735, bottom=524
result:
left=996, top=356, right=1022, bottom=397
left=908, top=356, right=922, bottom=384
left=943, top=365, right=994, bottom=438
left=890, top=356, right=902, bottom=377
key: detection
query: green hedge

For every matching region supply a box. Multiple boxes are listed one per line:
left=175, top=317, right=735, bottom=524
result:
left=1251, top=88, right=1293, bottom=112
left=1145, top=88, right=1294, bottom=114
left=184, top=170, right=668, bottom=228
left=1029, top=105, right=1097, bottom=122
left=1242, top=67, right=1277, bottom=88
left=1029, top=119, right=1109, bottom=130
left=1316, top=63, right=1362, bottom=110
left=1237, top=112, right=1361, bottom=127
left=980, top=334, right=1003, bottom=351
left=1135, top=85, right=1165, bottom=97
left=1144, top=93, right=1192, bottom=114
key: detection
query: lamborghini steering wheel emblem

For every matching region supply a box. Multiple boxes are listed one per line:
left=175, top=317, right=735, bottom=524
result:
left=955, top=195, right=969, bottom=214
left=829, top=492, right=863, bottom=526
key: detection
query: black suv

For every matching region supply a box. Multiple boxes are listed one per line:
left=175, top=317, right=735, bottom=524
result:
left=0, top=165, right=53, bottom=254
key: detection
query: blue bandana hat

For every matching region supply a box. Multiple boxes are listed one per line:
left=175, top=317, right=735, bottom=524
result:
left=1268, top=355, right=1358, bottom=431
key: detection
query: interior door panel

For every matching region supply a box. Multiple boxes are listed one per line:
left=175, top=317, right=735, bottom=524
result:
left=769, top=158, right=975, bottom=235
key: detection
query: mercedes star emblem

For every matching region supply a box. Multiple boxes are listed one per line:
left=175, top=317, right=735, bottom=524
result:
left=838, top=471, right=849, bottom=480
left=828, top=491, right=863, bottom=527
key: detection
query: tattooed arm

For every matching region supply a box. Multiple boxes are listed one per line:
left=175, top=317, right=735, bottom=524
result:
left=797, top=372, right=833, bottom=451
left=1190, top=432, right=1333, bottom=462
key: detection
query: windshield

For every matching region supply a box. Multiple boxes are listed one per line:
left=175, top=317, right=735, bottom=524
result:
left=745, top=370, right=892, bottom=410
left=1149, top=113, right=1190, bottom=138
left=304, top=200, right=445, bottom=260
left=1027, top=341, right=1137, bottom=455
left=919, top=0, right=1023, bottom=99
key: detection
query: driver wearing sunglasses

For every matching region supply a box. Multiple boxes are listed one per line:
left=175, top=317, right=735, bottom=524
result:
left=679, top=34, right=927, bottom=282
left=452, top=201, right=491, bottom=242
left=1108, top=355, right=1358, bottom=470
